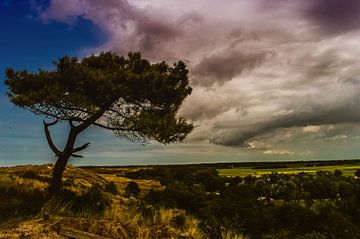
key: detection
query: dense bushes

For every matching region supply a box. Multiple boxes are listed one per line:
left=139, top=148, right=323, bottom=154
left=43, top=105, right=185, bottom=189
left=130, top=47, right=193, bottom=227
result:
left=136, top=167, right=360, bottom=239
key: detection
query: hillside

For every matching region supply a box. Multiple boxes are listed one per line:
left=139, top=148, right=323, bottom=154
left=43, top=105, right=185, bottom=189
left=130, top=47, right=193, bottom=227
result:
left=2, top=162, right=360, bottom=238
left=0, top=165, right=203, bottom=239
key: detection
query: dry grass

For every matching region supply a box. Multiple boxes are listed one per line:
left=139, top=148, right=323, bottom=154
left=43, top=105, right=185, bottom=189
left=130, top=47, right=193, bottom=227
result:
left=221, top=230, right=247, bottom=239
left=101, top=173, right=163, bottom=195
left=103, top=202, right=204, bottom=239
left=0, top=165, right=205, bottom=239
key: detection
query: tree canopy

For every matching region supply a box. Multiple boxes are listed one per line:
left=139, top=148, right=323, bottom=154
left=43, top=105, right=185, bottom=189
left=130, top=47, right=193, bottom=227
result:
left=5, top=52, right=193, bottom=144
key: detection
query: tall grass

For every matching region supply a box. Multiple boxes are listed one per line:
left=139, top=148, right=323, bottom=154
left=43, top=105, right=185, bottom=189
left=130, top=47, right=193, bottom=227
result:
left=221, top=230, right=247, bottom=239
left=103, top=203, right=204, bottom=238
left=0, top=166, right=205, bottom=238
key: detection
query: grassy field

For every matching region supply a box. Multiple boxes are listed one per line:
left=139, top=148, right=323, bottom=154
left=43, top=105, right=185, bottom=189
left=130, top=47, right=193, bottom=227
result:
left=218, top=162, right=360, bottom=177
left=0, top=165, right=204, bottom=239
left=2, top=160, right=360, bottom=238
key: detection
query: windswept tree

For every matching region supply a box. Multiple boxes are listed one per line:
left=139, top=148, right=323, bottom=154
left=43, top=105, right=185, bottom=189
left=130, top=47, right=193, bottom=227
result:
left=5, top=52, right=193, bottom=195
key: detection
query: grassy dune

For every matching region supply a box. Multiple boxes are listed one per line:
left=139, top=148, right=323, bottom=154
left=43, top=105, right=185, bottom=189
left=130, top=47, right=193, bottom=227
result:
left=0, top=165, right=204, bottom=239
left=1, top=160, right=360, bottom=238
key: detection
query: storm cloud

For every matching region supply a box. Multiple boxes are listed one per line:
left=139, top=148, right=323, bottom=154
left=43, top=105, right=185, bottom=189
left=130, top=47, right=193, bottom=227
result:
left=35, top=0, right=360, bottom=153
left=210, top=91, right=360, bottom=146
left=305, top=0, right=360, bottom=34
left=259, top=0, right=360, bottom=34
left=192, top=50, right=268, bottom=86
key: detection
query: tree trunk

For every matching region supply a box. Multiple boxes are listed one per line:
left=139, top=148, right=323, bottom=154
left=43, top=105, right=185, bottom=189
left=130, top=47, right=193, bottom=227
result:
left=44, top=114, right=101, bottom=198
left=48, top=154, right=70, bottom=196
left=48, top=129, right=78, bottom=197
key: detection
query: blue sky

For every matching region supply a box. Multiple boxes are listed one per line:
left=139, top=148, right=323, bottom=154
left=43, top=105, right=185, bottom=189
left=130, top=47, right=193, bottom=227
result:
left=2, top=0, right=360, bottom=166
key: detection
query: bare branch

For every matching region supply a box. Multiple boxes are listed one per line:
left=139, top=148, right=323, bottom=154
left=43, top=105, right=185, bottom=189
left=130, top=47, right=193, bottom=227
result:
left=45, top=118, right=59, bottom=126
left=73, top=142, right=90, bottom=153
left=71, top=153, right=83, bottom=158
left=43, top=120, right=61, bottom=156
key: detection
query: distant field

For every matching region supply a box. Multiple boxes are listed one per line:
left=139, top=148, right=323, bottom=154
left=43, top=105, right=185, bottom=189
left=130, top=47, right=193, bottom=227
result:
left=218, top=163, right=360, bottom=177
left=80, top=159, right=360, bottom=178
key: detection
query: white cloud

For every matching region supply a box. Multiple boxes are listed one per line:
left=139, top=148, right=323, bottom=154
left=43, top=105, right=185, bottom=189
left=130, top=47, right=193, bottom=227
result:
left=263, top=150, right=295, bottom=156
left=303, top=126, right=321, bottom=133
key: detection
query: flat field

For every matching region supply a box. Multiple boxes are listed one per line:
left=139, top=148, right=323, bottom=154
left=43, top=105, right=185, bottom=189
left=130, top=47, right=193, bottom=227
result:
left=217, top=160, right=360, bottom=177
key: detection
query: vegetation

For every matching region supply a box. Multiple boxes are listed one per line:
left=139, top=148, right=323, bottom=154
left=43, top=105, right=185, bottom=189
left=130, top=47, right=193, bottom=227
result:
left=125, top=162, right=360, bottom=239
left=0, top=165, right=203, bottom=238
left=218, top=162, right=360, bottom=177
left=5, top=52, right=193, bottom=195
left=2, top=161, right=360, bottom=238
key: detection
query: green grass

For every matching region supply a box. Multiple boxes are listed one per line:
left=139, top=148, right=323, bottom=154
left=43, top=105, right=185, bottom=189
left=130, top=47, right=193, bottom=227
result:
left=218, top=163, right=360, bottom=177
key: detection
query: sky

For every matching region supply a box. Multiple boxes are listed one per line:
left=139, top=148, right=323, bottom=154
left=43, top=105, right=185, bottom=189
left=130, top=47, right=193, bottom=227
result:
left=2, top=0, right=360, bottom=166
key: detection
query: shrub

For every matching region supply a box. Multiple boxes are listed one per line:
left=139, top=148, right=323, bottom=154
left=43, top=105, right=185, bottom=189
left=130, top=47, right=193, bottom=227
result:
left=0, top=180, right=47, bottom=222
left=59, top=185, right=111, bottom=215
left=172, top=214, right=187, bottom=228
left=334, top=169, right=343, bottom=177
left=104, top=182, right=118, bottom=195
left=17, top=170, right=51, bottom=183
left=125, top=181, right=140, bottom=197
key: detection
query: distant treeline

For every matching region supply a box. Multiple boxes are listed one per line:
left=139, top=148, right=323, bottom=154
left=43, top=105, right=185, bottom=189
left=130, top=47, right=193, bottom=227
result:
left=125, top=165, right=360, bottom=239
left=81, top=159, right=360, bottom=171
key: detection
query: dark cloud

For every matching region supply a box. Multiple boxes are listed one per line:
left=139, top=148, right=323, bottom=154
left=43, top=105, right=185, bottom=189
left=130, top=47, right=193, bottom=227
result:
left=305, top=0, right=360, bottom=34
left=135, top=17, right=182, bottom=52
left=192, top=51, right=268, bottom=86
left=258, top=0, right=360, bottom=34
left=37, top=0, right=204, bottom=60
left=135, top=12, right=204, bottom=54
left=210, top=95, right=360, bottom=146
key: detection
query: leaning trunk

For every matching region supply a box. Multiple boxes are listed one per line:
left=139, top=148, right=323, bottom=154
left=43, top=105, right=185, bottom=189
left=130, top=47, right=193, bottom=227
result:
left=47, top=129, right=78, bottom=197
left=48, top=154, right=71, bottom=196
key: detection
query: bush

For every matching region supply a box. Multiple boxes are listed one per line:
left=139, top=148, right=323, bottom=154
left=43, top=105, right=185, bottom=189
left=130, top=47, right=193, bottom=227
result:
left=104, top=182, right=118, bottom=195
left=334, top=169, right=343, bottom=177
left=172, top=214, right=187, bottom=228
left=0, top=181, right=47, bottom=222
left=59, top=185, right=111, bottom=214
left=17, top=170, right=51, bottom=183
left=125, top=181, right=140, bottom=197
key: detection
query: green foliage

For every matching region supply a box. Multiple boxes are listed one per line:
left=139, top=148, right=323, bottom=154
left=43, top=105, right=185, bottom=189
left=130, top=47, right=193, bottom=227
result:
left=334, top=169, right=343, bottom=177
left=138, top=166, right=360, bottom=239
left=5, top=52, right=193, bottom=144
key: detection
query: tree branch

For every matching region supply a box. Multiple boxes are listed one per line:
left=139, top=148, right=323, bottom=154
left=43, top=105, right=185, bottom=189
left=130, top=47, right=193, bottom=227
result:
left=71, top=153, right=83, bottom=158
left=93, top=122, right=123, bottom=131
left=69, top=120, right=75, bottom=128
left=43, top=119, right=61, bottom=156
left=73, top=142, right=90, bottom=153
left=75, top=111, right=105, bottom=133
